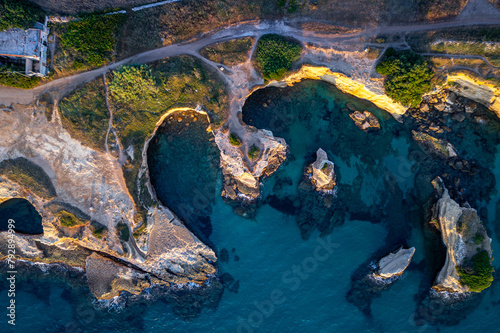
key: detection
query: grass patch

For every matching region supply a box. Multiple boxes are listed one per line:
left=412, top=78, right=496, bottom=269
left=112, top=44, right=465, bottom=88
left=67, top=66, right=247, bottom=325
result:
left=58, top=210, right=87, bottom=227
left=457, top=250, right=494, bottom=293
left=53, top=14, right=126, bottom=76
left=376, top=48, right=434, bottom=107
left=0, top=157, right=56, bottom=200
left=229, top=133, right=242, bottom=146
left=0, top=0, right=45, bottom=31
left=0, top=63, right=41, bottom=89
left=248, top=145, right=260, bottom=160
left=59, top=78, right=109, bottom=151
left=90, top=224, right=106, bottom=239
left=200, top=37, right=254, bottom=66
left=255, top=34, right=302, bottom=81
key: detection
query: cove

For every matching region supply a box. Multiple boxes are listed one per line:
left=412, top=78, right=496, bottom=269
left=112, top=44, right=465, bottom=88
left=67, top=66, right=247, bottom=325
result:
left=6, top=79, right=500, bottom=333
left=0, top=198, right=43, bottom=234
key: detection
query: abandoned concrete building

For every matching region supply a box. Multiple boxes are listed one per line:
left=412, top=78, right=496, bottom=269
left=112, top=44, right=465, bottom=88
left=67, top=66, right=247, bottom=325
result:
left=0, top=21, right=49, bottom=77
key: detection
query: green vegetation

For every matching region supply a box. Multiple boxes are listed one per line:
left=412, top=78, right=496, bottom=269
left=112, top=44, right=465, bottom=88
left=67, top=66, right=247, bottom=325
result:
left=59, top=78, right=109, bottom=151
left=457, top=250, right=494, bottom=293
left=229, top=133, right=242, bottom=146
left=200, top=37, right=254, bottom=66
left=91, top=225, right=106, bottom=239
left=322, top=163, right=328, bottom=171
left=473, top=233, right=485, bottom=245
left=117, top=221, right=130, bottom=242
left=54, top=14, right=126, bottom=75
left=248, top=145, right=260, bottom=160
left=0, top=158, right=56, bottom=200
left=255, top=34, right=302, bottom=81
left=0, top=64, right=41, bottom=89
left=0, top=0, right=45, bottom=31
left=376, top=48, right=434, bottom=107
left=58, top=210, right=87, bottom=227
left=109, top=65, right=159, bottom=107
left=109, top=56, right=228, bottom=202
left=277, top=0, right=299, bottom=13
left=132, top=221, right=147, bottom=239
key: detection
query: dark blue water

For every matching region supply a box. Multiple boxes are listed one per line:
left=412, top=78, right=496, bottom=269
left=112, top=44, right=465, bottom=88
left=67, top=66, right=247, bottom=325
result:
left=0, top=198, right=43, bottom=234
left=2, top=80, right=500, bottom=332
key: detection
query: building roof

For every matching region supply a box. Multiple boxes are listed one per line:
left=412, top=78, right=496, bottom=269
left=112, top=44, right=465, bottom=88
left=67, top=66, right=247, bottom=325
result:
left=0, top=28, right=43, bottom=60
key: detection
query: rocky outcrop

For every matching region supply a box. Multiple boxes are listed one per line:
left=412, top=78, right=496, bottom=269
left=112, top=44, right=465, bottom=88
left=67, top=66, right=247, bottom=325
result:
left=308, top=148, right=336, bottom=193
left=412, top=131, right=458, bottom=159
left=431, top=178, right=493, bottom=293
left=216, top=127, right=287, bottom=200
left=376, top=247, right=415, bottom=279
left=349, top=111, right=380, bottom=131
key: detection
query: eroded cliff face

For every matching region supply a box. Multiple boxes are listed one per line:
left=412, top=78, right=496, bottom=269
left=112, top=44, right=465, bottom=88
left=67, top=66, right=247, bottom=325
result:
left=0, top=103, right=218, bottom=301
left=216, top=127, right=287, bottom=201
left=431, top=180, right=493, bottom=293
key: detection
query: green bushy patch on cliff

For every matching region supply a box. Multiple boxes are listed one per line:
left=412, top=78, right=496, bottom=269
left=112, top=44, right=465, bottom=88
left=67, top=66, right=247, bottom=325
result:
left=0, top=158, right=56, bottom=200
left=53, top=14, right=126, bottom=76
left=0, top=0, right=45, bottom=31
left=109, top=65, right=159, bottom=106
left=457, top=250, right=494, bottom=292
left=59, top=78, right=109, bottom=151
left=376, top=48, right=434, bottom=107
left=255, top=34, right=302, bottom=81
left=58, top=210, right=87, bottom=227
left=200, top=37, right=254, bottom=66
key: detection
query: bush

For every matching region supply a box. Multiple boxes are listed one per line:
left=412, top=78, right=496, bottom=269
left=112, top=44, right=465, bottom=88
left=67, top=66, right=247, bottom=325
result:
left=248, top=145, right=260, bottom=160
left=57, top=14, right=126, bottom=69
left=457, top=250, right=494, bottom=292
left=0, top=64, right=40, bottom=88
left=255, top=34, right=302, bottom=81
left=473, top=233, right=485, bottom=245
left=109, top=65, right=159, bottom=106
left=58, top=210, right=86, bottom=227
left=229, top=133, right=242, bottom=146
left=0, top=0, right=45, bottom=31
left=200, top=37, right=254, bottom=66
left=376, top=48, right=434, bottom=107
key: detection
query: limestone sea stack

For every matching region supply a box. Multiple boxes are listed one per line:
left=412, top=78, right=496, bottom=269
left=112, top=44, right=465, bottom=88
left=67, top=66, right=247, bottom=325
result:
left=431, top=178, right=493, bottom=293
left=215, top=127, right=287, bottom=200
left=349, top=110, right=380, bottom=131
left=376, top=247, right=415, bottom=279
left=309, top=148, right=336, bottom=193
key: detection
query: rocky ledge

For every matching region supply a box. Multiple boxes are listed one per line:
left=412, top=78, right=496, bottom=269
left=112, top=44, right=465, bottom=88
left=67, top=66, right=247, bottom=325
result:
left=216, top=127, right=287, bottom=201
left=375, top=247, right=416, bottom=279
left=431, top=177, right=493, bottom=293
left=307, top=148, right=336, bottom=194
left=349, top=111, right=380, bottom=132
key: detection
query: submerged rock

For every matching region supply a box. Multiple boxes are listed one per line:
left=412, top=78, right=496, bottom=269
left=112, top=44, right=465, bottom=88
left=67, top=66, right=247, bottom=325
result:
left=308, top=148, right=336, bottom=193
left=376, top=247, right=415, bottom=279
left=412, top=131, right=458, bottom=159
left=349, top=110, right=380, bottom=131
left=430, top=178, right=493, bottom=293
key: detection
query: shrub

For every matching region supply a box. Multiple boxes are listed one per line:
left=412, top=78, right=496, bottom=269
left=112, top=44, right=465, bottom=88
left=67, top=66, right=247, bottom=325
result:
left=200, top=37, right=254, bottom=66
left=58, top=14, right=126, bottom=68
left=109, top=65, right=159, bottom=106
left=376, top=48, right=434, bottom=107
left=229, top=133, right=242, bottom=146
left=117, top=221, right=130, bottom=242
left=58, top=210, right=86, bottom=227
left=0, top=0, right=45, bottom=31
left=248, top=145, right=260, bottom=160
left=473, top=233, right=485, bottom=245
left=91, top=226, right=106, bottom=239
left=0, top=64, right=41, bottom=88
left=457, top=250, right=494, bottom=292
left=255, top=34, right=302, bottom=81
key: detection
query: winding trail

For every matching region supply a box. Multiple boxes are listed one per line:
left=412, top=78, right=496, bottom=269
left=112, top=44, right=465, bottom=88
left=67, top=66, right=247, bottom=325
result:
left=1, top=3, right=500, bottom=106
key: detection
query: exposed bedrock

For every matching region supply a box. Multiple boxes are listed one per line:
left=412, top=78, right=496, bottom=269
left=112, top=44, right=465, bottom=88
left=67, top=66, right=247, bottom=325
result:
left=308, top=148, right=336, bottom=193
left=215, top=126, right=287, bottom=202
left=376, top=247, right=416, bottom=279
left=430, top=178, right=493, bottom=293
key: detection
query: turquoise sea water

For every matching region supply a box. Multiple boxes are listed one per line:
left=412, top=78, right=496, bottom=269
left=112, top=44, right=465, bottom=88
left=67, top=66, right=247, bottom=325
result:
left=2, top=80, right=500, bottom=332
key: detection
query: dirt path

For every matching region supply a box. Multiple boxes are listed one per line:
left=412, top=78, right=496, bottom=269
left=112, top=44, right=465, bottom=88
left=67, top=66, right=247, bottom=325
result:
left=1, top=11, right=500, bottom=107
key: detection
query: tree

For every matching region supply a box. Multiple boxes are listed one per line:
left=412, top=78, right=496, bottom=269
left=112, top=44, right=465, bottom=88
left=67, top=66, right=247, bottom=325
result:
left=376, top=48, right=434, bottom=107
left=255, top=34, right=302, bottom=81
